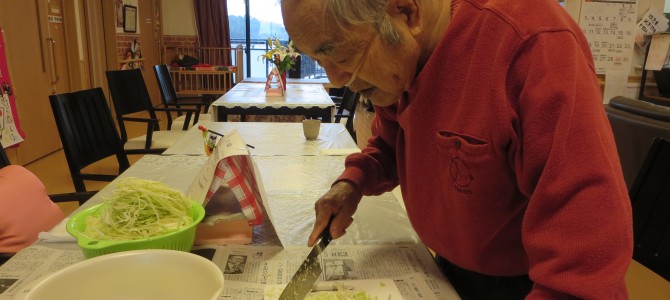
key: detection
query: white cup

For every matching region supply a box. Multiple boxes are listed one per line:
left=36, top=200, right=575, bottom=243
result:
left=302, top=119, right=321, bottom=140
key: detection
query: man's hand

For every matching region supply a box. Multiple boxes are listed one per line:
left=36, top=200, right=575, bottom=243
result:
left=308, top=181, right=362, bottom=246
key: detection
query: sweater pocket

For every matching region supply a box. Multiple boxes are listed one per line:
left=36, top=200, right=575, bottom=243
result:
left=437, top=130, right=491, bottom=156
left=437, top=130, right=493, bottom=195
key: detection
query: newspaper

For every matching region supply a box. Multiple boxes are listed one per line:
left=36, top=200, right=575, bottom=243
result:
left=212, top=244, right=459, bottom=299
left=0, top=244, right=459, bottom=300
left=0, top=245, right=84, bottom=300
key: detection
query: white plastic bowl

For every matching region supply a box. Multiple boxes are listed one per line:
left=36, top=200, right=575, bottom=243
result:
left=23, top=249, right=224, bottom=300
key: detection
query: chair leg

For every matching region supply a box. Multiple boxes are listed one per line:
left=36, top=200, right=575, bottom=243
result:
left=73, top=177, right=87, bottom=193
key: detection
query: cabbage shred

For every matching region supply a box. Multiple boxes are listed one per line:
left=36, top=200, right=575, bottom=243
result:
left=83, top=178, right=194, bottom=240
left=304, top=290, right=376, bottom=300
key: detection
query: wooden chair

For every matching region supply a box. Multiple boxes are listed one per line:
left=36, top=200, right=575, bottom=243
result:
left=629, top=137, right=670, bottom=281
left=334, top=87, right=361, bottom=140
left=153, top=64, right=213, bottom=130
left=49, top=88, right=131, bottom=192
left=106, top=69, right=193, bottom=154
left=329, top=86, right=346, bottom=107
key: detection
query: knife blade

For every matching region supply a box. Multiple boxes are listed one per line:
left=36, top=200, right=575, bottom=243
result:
left=279, top=219, right=333, bottom=300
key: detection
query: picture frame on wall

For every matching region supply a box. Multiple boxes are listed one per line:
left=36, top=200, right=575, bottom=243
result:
left=123, top=5, right=137, bottom=33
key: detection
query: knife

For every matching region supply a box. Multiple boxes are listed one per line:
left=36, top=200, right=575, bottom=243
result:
left=279, top=218, right=333, bottom=300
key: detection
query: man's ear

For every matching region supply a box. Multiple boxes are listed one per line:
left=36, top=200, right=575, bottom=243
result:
left=388, top=0, right=422, bottom=36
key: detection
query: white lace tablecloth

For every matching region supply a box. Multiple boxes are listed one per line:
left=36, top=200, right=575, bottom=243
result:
left=210, top=82, right=334, bottom=109
left=163, top=122, right=359, bottom=156
left=253, top=156, right=420, bottom=246
left=254, top=155, right=346, bottom=193
left=72, top=155, right=417, bottom=247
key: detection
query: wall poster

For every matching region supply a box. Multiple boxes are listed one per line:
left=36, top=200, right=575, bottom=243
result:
left=0, top=27, right=25, bottom=148
left=115, top=0, right=139, bottom=34
left=579, top=0, right=638, bottom=74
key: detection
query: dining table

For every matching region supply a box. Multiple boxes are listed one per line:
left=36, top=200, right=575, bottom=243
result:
left=0, top=122, right=460, bottom=300
left=2, top=121, right=667, bottom=299
left=163, top=121, right=358, bottom=156
left=210, top=82, right=335, bottom=122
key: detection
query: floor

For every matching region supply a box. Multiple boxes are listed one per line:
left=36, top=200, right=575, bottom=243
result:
left=24, top=113, right=150, bottom=196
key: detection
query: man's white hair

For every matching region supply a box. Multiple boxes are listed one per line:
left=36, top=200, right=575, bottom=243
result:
left=323, top=0, right=402, bottom=44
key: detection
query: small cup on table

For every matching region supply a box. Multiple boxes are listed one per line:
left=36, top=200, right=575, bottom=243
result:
left=302, top=119, right=321, bottom=140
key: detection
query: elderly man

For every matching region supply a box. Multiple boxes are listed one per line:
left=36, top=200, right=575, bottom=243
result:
left=281, top=0, right=633, bottom=298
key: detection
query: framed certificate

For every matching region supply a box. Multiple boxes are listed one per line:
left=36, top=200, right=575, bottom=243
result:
left=123, top=5, right=137, bottom=33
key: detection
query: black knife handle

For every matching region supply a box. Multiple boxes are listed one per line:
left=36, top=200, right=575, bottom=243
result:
left=320, top=216, right=334, bottom=245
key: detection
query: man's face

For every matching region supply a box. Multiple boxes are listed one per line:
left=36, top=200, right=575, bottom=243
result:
left=282, top=0, right=420, bottom=106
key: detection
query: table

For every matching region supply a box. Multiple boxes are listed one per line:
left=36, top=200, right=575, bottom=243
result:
left=68, top=154, right=420, bottom=247
left=163, top=121, right=358, bottom=156
left=242, top=77, right=333, bottom=90
left=625, top=260, right=670, bottom=300
left=0, top=122, right=460, bottom=299
left=210, top=82, right=335, bottom=122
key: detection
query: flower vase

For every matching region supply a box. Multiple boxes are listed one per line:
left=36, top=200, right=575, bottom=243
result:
left=280, top=71, right=287, bottom=90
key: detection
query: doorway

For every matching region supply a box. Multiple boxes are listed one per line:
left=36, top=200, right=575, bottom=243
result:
left=139, top=0, right=162, bottom=107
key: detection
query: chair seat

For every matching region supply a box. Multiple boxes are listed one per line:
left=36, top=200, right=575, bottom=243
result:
left=124, top=131, right=185, bottom=150
left=170, top=113, right=212, bottom=130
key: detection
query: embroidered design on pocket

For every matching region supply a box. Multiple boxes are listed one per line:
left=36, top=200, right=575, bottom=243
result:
left=450, top=156, right=473, bottom=194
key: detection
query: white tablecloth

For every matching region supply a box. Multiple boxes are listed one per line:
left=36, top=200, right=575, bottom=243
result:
left=73, top=154, right=418, bottom=247
left=211, top=82, right=334, bottom=109
left=253, top=155, right=419, bottom=246
left=163, top=122, right=359, bottom=156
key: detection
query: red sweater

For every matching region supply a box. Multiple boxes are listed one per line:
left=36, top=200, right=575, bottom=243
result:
left=338, top=0, right=633, bottom=298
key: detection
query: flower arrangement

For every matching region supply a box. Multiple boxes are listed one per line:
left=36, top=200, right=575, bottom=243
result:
left=260, top=36, right=301, bottom=74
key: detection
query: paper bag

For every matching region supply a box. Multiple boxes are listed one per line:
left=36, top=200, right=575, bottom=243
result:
left=187, top=129, right=266, bottom=226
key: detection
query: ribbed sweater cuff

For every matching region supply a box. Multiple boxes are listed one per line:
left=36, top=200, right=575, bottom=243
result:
left=335, top=166, right=367, bottom=193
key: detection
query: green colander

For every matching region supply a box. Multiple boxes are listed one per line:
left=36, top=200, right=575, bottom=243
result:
left=66, top=201, right=205, bottom=258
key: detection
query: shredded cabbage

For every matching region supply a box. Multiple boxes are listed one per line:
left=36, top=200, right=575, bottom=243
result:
left=264, top=283, right=377, bottom=300
left=83, top=177, right=194, bottom=240
left=304, top=290, right=376, bottom=300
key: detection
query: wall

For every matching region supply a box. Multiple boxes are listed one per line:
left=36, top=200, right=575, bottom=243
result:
left=162, top=0, right=196, bottom=36
left=114, top=0, right=141, bottom=64
left=161, top=0, right=198, bottom=58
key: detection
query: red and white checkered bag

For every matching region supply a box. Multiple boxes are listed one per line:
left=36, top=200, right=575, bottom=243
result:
left=204, top=155, right=264, bottom=226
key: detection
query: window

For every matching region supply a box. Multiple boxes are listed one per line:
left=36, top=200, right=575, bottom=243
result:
left=227, top=0, right=324, bottom=79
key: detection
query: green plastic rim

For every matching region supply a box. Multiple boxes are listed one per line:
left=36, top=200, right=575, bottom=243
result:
left=66, top=201, right=205, bottom=258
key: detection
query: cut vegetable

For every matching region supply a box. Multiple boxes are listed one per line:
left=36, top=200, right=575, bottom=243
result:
left=83, top=178, right=194, bottom=240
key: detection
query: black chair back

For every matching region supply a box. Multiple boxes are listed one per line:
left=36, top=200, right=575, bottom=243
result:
left=153, top=64, right=212, bottom=117
left=334, top=87, right=360, bottom=140
left=49, top=88, right=130, bottom=192
left=0, top=142, right=10, bottom=168
left=153, top=64, right=180, bottom=104
left=629, top=137, right=670, bottom=281
left=106, top=69, right=161, bottom=141
left=152, top=64, right=180, bottom=128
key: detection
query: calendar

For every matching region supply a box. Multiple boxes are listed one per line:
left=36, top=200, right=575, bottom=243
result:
left=579, top=0, right=638, bottom=74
